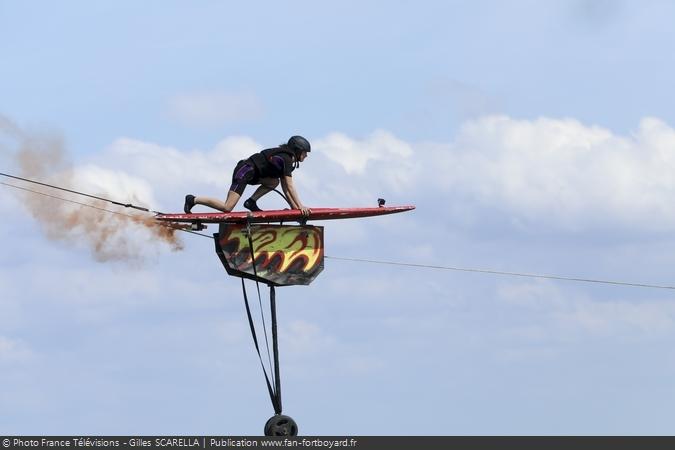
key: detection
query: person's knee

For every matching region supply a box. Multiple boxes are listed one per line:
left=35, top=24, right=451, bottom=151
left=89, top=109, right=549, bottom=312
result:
left=223, top=191, right=241, bottom=211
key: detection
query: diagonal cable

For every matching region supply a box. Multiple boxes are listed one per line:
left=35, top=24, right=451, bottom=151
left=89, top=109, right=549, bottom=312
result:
left=324, top=256, right=675, bottom=291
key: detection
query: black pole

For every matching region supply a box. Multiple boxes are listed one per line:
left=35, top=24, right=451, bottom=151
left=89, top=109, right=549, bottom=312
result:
left=270, top=285, right=282, bottom=413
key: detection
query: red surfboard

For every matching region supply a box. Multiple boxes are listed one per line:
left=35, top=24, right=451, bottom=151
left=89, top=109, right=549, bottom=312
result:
left=155, top=205, right=415, bottom=224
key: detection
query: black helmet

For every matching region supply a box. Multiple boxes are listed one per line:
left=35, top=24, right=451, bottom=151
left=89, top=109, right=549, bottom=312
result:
left=288, top=135, right=311, bottom=154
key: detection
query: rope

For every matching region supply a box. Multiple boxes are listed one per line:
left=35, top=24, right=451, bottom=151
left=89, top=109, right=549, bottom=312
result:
left=242, top=218, right=283, bottom=414
left=272, top=188, right=291, bottom=207
left=241, top=279, right=281, bottom=414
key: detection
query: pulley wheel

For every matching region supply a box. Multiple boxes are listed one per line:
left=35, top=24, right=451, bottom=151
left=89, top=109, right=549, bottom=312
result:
left=264, top=414, right=298, bottom=436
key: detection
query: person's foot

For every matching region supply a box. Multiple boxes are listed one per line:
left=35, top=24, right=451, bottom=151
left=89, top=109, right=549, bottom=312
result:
left=244, top=198, right=262, bottom=212
left=184, top=194, right=196, bottom=213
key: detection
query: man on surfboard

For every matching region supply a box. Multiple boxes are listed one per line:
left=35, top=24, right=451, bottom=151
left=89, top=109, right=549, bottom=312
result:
left=183, top=135, right=311, bottom=216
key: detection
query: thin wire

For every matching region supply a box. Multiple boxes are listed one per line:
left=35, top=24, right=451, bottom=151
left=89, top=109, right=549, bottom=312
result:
left=324, top=256, right=675, bottom=291
left=0, top=172, right=160, bottom=213
left=2, top=181, right=137, bottom=217
left=4, top=176, right=674, bottom=291
left=1, top=181, right=211, bottom=239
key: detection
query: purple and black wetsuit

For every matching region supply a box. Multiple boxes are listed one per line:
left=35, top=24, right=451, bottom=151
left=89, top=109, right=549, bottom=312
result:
left=229, top=146, right=296, bottom=195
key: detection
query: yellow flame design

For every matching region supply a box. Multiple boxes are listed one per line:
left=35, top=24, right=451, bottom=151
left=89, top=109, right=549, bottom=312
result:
left=222, top=225, right=323, bottom=273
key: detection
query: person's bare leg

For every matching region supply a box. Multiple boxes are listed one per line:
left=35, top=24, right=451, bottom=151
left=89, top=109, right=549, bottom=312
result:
left=223, top=190, right=242, bottom=211
left=249, top=178, right=280, bottom=201
left=249, top=185, right=271, bottom=201
left=195, top=191, right=241, bottom=212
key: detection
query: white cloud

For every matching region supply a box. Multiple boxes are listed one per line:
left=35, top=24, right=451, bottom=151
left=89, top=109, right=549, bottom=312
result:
left=72, top=164, right=158, bottom=210
left=314, top=130, right=420, bottom=194
left=429, top=115, right=675, bottom=231
left=498, top=280, right=675, bottom=339
left=100, top=136, right=260, bottom=206
left=167, top=91, right=264, bottom=127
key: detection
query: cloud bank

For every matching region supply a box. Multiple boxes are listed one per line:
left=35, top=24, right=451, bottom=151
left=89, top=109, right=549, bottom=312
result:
left=428, top=115, right=675, bottom=232
left=5, top=113, right=675, bottom=260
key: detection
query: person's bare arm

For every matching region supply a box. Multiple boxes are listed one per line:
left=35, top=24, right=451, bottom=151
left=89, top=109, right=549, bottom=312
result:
left=281, top=176, right=310, bottom=216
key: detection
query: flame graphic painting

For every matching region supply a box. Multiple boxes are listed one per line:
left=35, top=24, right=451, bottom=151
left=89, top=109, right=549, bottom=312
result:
left=215, top=223, right=324, bottom=286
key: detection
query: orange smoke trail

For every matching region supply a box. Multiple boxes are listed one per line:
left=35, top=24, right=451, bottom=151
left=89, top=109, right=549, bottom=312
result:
left=1, top=114, right=184, bottom=263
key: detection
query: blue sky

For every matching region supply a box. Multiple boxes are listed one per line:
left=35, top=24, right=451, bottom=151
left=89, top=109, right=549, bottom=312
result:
left=3, top=0, right=675, bottom=435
